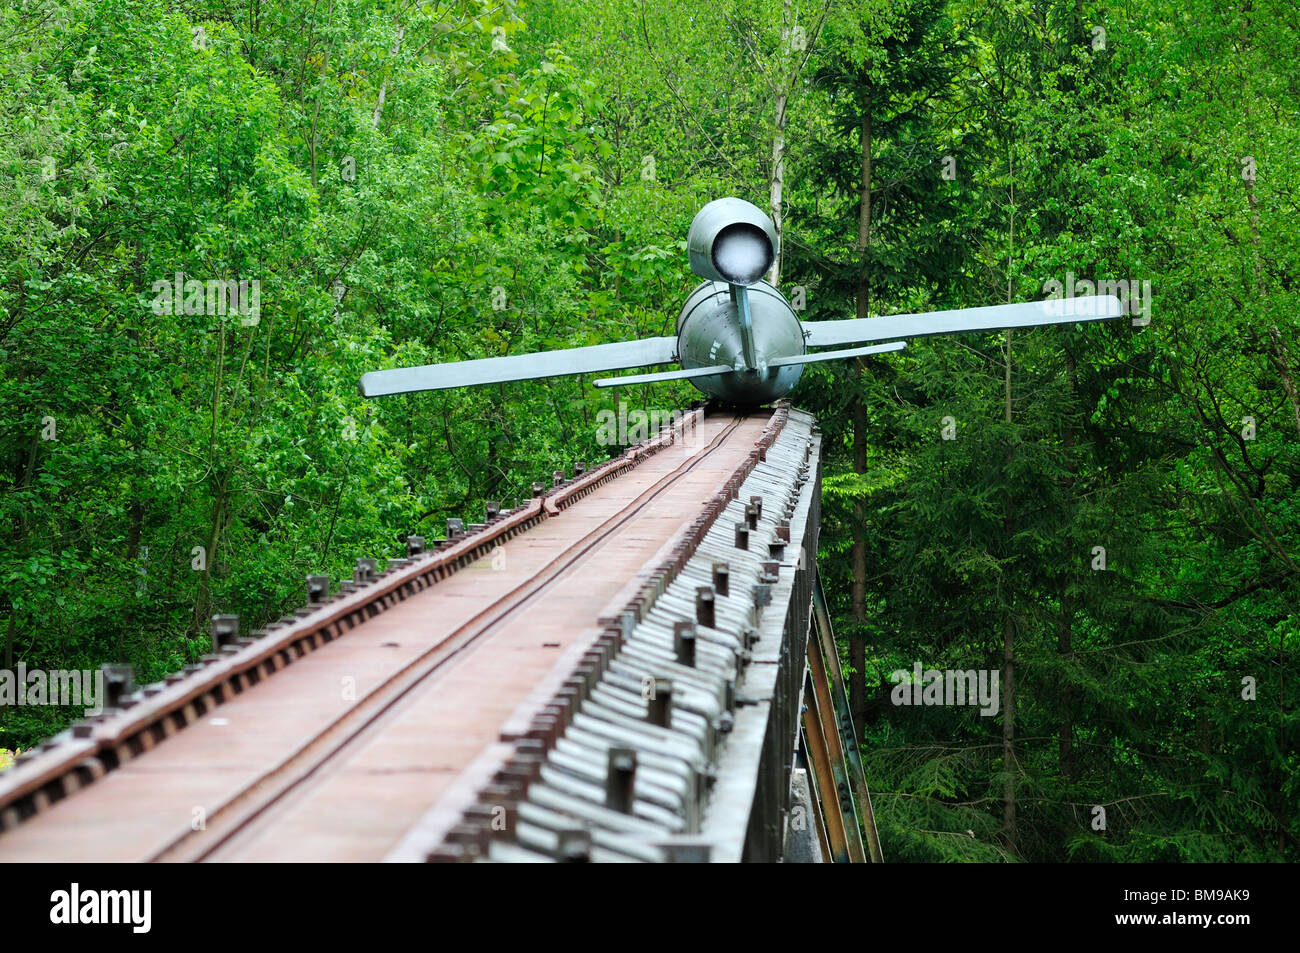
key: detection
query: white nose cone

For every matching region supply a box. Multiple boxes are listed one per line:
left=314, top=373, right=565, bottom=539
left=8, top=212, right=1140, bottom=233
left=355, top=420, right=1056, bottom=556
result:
left=712, top=226, right=771, bottom=285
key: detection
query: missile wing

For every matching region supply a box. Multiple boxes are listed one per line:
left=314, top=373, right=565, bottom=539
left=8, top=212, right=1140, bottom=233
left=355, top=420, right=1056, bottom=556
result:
left=801, top=296, right=1125, bottom=349
left=359, top=335, right=678, bottom=397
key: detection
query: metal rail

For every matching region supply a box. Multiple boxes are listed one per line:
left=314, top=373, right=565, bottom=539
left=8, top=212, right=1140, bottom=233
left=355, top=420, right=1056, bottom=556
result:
left=0, top=401, right=868, bottom=863
left=409, top=404, right=820, bottom=862
left=148, top=417, right=746, bottom=863
left=0, top=405, right=714, bottom=838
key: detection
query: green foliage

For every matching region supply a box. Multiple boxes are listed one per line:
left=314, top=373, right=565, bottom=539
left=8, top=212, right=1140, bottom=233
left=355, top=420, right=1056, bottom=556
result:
left=0, top=0, right=1293, bottom=863
left=800, top=0, right=1297, bottom=862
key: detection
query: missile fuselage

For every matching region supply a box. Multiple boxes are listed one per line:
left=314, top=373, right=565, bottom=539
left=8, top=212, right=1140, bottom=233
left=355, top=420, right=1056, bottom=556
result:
left=676, top=279, right=806, bottom=404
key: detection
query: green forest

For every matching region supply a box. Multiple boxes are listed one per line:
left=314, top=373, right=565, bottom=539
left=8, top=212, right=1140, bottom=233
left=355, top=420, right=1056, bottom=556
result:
left=1, top=0, right=1295, bottom=862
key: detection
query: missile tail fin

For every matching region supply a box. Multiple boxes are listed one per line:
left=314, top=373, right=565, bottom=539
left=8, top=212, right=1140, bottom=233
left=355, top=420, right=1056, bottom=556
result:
left=593, top=364, right=735, bottom=388
left=768, top=341, right=906, bottom=367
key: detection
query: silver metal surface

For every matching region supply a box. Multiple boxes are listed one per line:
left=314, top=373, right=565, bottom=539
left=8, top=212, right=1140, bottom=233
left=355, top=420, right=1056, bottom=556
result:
left=359, top=336, right=678, bottom=396
left=593, top=364, right=733, bottom=388
left=686, top=197, right=778, bottom=285
left=675, top=280, right=805, bottom=404
left=768, top=340, right=907, bottom=367
left=801, top=295, right=1125, bottom=349
left=730, top=284, right=758, bottom=370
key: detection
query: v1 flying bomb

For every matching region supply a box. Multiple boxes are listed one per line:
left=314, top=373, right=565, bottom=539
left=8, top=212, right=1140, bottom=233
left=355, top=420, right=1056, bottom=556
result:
left=359, top=198, right=1125, bottom=406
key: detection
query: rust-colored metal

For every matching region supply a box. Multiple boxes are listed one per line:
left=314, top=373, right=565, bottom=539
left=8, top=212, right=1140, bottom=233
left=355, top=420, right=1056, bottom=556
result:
left=811, top=572, right=885, bottom=863
left=0, top=406, right=709, bottom=834
left=806, top=633, right=867, bottom=863
left=800, top=669, right=851, bottom=863
left=806, top=761, right=832, bottom=862
left=0, top=406, right=789, bottom=862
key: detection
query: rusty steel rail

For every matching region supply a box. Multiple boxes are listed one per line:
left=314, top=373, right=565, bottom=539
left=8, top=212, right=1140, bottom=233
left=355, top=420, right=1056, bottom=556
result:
left=0, top=400, right=858, bottom=864
left=146, top=414, right=747, bottom=863
left=0, top=404, right=711, bottom=836
left=407, top=405, right=824, bottom=862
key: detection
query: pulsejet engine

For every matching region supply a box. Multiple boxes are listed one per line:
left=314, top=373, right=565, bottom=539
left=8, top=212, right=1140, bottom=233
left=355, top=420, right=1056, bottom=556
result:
left=360, top=198, right=1125, bottom=406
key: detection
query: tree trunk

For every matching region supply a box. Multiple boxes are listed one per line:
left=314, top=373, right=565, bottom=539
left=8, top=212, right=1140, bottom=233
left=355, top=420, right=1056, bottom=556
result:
left=1000, top=151, right=1019, bottom=853
left=1, top=611, right=13, bottom=738
left=849, top=98, right=873, bottom=738
left=1002, top=345, right=1017, bottom=849
left=1059, top=350, right=1077, bottom=787
left=194, top=479, right=227, bottom=636
left=1001, top=339, right=1018, bottom=850
left=1003, top=335, right=1013, bottom=847
left=126, top=498, right=144, bottom=562
left=855, top=107, right=872, bottom=322
left=851, top=388, right=867, bottom=737
left=766, top=0, right=830, bottom=286
left=1057, top=581, right=1072, bottom=782
left=767, top=89, right=787, bottom=287
left=1239, top=91, right=1295, bottom=853
left=1001, top=326, right=1018, bottom=853
left=1002, top=609, right=1017, bottom=851
left=372, top=21, right=405, bottom=129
